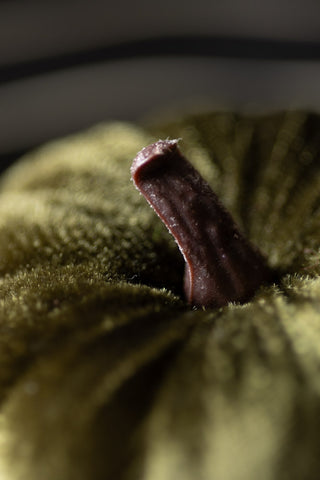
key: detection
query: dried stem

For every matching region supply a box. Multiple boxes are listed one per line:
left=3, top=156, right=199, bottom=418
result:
left=131, top=140, right=274, bottom=308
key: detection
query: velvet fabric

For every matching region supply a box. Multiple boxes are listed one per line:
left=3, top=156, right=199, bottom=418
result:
left=0, top=111, right=320, bottom=479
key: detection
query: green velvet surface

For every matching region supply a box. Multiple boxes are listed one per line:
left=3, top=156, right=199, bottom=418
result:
left=0, top=112, right=320, bottom=479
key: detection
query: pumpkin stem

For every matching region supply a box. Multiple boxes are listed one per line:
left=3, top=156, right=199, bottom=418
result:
left=131, top=140, right=274, bottom=308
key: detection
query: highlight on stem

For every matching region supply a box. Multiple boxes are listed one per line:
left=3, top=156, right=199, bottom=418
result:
left=131, top=139, right=274, bottom=308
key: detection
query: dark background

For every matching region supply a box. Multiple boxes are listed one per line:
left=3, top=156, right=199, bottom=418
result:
left=1, top=0, right=320, bottom=173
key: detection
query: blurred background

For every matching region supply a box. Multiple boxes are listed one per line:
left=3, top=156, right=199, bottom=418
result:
left=1, top=0, right=320, bottom=172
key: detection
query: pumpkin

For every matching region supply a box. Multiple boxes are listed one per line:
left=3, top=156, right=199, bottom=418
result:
left=0, top=111, right=320, bottom=480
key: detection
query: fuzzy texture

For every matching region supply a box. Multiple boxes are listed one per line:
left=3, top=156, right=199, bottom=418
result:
left=0, top=112, right=320, bottom=479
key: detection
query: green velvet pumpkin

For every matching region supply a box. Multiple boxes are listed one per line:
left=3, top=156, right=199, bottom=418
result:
left=0, top=111, right=320, bottom=480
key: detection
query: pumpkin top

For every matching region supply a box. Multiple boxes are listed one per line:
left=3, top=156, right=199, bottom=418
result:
left=0, top=111, right=320, bottom=480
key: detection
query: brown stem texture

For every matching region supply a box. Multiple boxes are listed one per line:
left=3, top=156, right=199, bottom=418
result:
left=131, top=139, right=274, bottom=308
